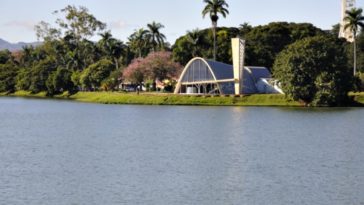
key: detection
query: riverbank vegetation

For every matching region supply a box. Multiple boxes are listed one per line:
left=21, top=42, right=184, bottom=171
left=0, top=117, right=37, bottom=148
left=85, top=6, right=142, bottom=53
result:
left=0, top=91, right=301, bottom=106
left=2, top=91, right=364, bottom=106
left=0, top=3, right=364, bottom=107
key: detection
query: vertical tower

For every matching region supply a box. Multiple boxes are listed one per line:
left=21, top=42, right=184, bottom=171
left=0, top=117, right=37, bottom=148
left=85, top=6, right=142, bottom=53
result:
left=231, top=38, right=245, bottom=95
left=339, top=0, right=356, bottom=42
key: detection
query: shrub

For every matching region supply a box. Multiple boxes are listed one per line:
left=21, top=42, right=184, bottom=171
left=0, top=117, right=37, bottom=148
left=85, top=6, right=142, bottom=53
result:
left=273, top=36, right=353, bottom=106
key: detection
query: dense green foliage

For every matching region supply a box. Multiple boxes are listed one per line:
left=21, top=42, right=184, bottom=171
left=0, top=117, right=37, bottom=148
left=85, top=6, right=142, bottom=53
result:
left=173, top=22, right=327, bottom=68
left=0, top=63, right=19, bottom=92
left=355, top=33, right=364, bottom=72
left=0, top=50, right=14, bottom=64
left=273, top=36, right=353, bottom=106
left=47, top=67, right=75, bottom=94
left=0, top=5, right=178, bottom=95
left=27, top=57, right=57, bottom=93
left=80, top=59, right=114, bottom=90
left=0, top=50, right=18, bottom=92
left=146, top=21, right=167, bottom=52
left=245, top=22, right=326, bottom=69
left=172, top=27, right=240, bottom=65
left=0, top=4, right=363, bottom=107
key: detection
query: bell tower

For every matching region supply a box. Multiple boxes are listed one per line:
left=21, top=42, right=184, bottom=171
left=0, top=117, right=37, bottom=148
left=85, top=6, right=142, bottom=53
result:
left=231, top=38, right=245, bottom=95
left=339, top=0, right=356, bottom=42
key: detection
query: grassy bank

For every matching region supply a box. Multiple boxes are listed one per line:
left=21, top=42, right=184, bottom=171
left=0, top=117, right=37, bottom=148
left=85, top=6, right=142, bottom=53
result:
left=2, top=91, right=364, bottom=107
left=351, top=92, right=364, bottom=104
left=70, top=92, right=301, bottom=106
left=1, top=91, right=302, bottom=106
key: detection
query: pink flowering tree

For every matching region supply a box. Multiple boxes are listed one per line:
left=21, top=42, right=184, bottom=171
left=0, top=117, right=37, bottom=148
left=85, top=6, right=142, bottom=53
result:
left=143, top=51, right=182, bottom=82
left=123, top=58, right=145, bottom=87
left=123, top=51, right=182, bottom=90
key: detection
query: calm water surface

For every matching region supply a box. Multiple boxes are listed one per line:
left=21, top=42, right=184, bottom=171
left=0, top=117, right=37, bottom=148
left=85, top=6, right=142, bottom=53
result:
left=0, top=97, right=364, bottom=205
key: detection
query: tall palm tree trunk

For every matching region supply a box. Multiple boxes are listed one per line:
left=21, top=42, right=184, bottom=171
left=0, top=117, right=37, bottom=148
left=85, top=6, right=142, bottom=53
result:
left=354, top=36, right=357, bottom=76
left=212, top=21, right=217, bottom=61
left=114, top=57, right=119, bottom=71
left=152, top=36, right=156, bottom=52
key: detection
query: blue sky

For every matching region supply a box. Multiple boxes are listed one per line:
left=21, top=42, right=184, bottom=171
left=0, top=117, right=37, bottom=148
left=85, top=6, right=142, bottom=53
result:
left=1, top=0, right=363, bottom=44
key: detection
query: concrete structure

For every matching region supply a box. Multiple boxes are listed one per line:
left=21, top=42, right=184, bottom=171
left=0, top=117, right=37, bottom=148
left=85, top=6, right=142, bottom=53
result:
left=231, top=38, right=245, bottom=95
left=339, top=0, right=356, bottom=42
left=174, top=38, right=283, bottom=95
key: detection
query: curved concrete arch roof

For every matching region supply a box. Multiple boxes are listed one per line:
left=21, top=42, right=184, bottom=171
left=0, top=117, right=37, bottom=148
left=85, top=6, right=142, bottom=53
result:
left=246, top=66, right=272, bottom=79
left=174, top=57, right=273, bottom=94
left=204, top=60, right=234, bottom=80
left=179, top=58, right=272, bottom=82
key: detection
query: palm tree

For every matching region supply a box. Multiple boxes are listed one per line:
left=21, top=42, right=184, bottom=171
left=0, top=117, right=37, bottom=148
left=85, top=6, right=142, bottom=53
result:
left=344, top=8, right=364, bottom=76
left=128, top=28, right=149, bottom=58
left=21, top=46, right=35, bottom=67
left=239, top=22, right=252, bottom=37
left=202, top=0, right=229, bottom=61
left=146, top=21, right=166, bottom=52
left=98, top=31, right=126, bottom=70
left=79, top=39, right=98, bottom=68
left=108, top=40, right=125, bottom=70
left=186, top=29, right=204, bottom=57
left=99, top=31, right=114, bottom=55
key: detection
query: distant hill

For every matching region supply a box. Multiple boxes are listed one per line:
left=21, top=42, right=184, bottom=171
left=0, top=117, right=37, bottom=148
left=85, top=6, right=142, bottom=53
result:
left=0, top=38, right=42, bottom=52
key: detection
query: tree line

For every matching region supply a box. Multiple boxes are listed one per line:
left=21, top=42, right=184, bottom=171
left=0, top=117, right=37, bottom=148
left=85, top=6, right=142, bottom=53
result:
left=1, top=3, right=364, bottom=106
left=0, top=5, right=178, bottom=95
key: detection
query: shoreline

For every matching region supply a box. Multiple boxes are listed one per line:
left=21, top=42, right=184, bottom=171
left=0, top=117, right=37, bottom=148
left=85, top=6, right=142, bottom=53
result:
left=1, top=91, right=364, bottom=107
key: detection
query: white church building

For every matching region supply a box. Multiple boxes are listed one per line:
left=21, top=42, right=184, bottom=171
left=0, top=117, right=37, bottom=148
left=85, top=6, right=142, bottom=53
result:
left=174, top=38, right=283, bottom=95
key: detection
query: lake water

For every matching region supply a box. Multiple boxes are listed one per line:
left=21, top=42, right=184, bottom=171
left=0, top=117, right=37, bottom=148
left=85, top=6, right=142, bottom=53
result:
left=0, top=97, right=364, bottom=205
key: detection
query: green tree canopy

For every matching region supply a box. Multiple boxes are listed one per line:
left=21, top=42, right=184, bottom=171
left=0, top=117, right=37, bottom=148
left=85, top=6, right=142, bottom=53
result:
left=55, top=5, right=106, bottom=40
left=35, top=21, right=61, bottom=41
left=146, top=21, right=166, bottom=52
left=172, top=27, right=239, bottom=65
left=172, top=23, right=325, bottom=68
left=29, top=57, right=58, bottom=93
left=186, top=29, right=205, bottom=57
left=80, top=59, right=114, bottom=90
left=273, top=36, right=353, bottom=106
left=98, top=31, right=126, bottom=70
left=127, top=28, right=151, bottom=58
left=0, top=63, right=19, bottom=92
left=245, top=22, right=326, bottom=69
left=0, top=50, right=13, bottom=64
left=46, top=67, right=75, bottom=94
left=355, top=32, right=364, bottom=73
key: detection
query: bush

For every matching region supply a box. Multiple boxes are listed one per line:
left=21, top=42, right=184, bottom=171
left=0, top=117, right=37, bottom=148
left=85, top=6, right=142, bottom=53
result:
left=273, top=36, right=353, bottom=106
left=80, top=59, right=114, bottom=90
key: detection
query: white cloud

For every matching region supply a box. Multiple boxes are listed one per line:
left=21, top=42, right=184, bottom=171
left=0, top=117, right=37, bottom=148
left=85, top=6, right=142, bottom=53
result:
left=108, top=20, right=130, bottom=30
left=3, top=20, right=37, bottom=31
